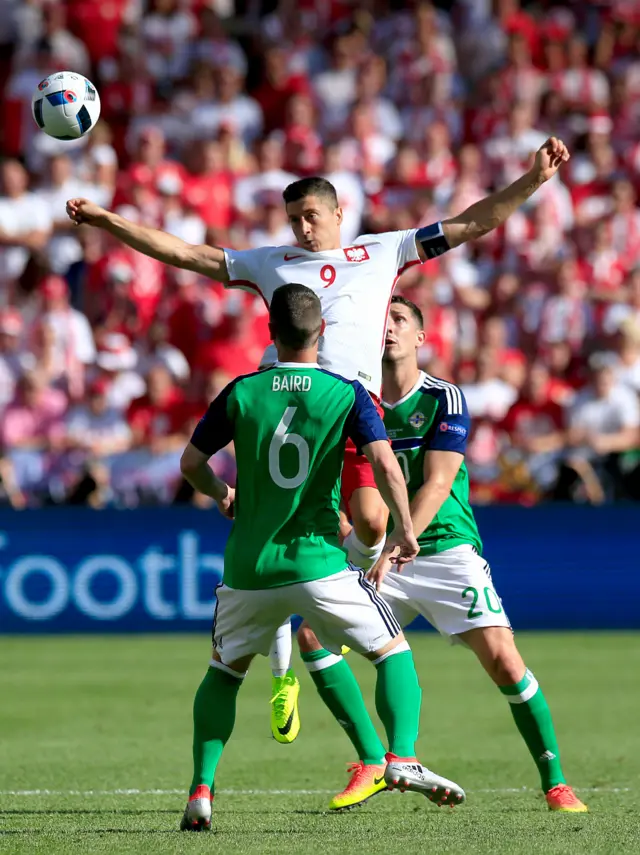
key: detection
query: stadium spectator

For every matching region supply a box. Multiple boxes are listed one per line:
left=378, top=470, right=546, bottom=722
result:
left=0, top=370, right=67, bottom=506
left=36, top=275, right=95, bottom=397
left=122, top=364, right=191, bottom=502
left=234, top=137, right=297, bottom=223
left=192, top=7, right=247, bottom=79
left=59, top=377, right=132, bottom=506
left=313, top=32, right=359, bottom=136
left=0, top=308, right=32, bottom=411
left=561, top=357, right=640, bottom=502
left=193, top=65, right=263, bottom=148
left=141, top=0, right=197, bottom=85
left=182, top=140, right=233, bottom=230
left=0, top=158, right=51, bottom=289
left=603, top=267, right=640, bottom=336
left=136, top=319, right=189, bottom=385
left=460, top=350, right=519, bottom=422
left=94, top=333, right=145, bottom=412
left=610, top=324, right=640, bottom=393
left=40, top=153, right=110, bottom=276
left=15, top=3, right=90, bottom=79
left=252, top=45, right=310, bottom=135
left=501, top=362, right=566, bottom=495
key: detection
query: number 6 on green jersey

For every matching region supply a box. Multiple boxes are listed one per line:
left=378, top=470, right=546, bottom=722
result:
left=269, top=407, right=310, bottom=489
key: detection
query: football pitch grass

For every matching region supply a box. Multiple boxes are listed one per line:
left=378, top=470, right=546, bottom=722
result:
left=1, top=633, right=639, bottom=854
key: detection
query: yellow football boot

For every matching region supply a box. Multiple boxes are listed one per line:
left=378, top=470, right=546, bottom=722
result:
left=329, top=761, right=388, bottom=811
left=270, top=672, right=300, bottom=744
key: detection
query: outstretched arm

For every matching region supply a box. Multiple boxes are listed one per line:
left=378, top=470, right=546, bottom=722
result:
left=66, top=198, right=229, bottom=282
left=415, top=137, right=570, bottom=258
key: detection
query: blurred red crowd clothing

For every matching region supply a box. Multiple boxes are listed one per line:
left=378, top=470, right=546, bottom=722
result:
left=0, top=0, right=639, bottom=507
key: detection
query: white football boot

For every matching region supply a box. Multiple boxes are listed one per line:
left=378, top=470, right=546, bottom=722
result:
left=384, top=755, right=466, bottom=807
left=179, top=785, right=212, bottom=831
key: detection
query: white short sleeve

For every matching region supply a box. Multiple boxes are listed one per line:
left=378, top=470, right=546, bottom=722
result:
left=358, top=229, right=421, bottom=274
left=223, top=246, right=277, bottom=301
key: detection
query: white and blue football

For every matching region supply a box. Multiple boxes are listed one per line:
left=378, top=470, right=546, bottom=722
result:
left=32, top=71, right=101, bottom=140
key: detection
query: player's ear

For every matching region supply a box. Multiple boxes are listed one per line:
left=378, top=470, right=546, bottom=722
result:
left=320, top=318, right=326, bottom=335
left=335, top=206, right=343, bottom=226
left=416, top=329, right=426, bottom=347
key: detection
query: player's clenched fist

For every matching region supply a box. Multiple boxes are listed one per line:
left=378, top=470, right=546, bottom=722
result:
left=533, top=137, right=570, bottom=182
left=66, top=198, right=107, bottom=226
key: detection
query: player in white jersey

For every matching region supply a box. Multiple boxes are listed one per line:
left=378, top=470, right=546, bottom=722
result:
left=66, top=135, right=570, bottom=738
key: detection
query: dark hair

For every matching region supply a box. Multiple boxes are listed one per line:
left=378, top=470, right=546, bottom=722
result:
left=390, top=295, right=424, bottom=328
left=282, top=176, right=339, bottom=208
left=270, top=284, right=323, bottom=349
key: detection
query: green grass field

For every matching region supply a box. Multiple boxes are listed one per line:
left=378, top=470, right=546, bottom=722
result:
left=1, top=633, right=639, bottom=855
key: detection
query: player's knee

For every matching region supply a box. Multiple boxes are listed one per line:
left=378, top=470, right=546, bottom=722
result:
left=470, top=628, right=525, bottom=686
left=296, top=621, right=323, bottom=654
left=490, top=643, right=526, bottom=686
left=353, top=508, right=388, bottom=547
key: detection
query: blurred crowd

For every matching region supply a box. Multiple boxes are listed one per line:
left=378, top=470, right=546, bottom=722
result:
left=0, top=0, right=639, bottom=508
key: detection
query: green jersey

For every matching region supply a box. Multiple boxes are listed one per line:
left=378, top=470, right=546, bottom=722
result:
left=191, top=362, right=387, bottom=590
left=382, top=370, right=482, bottom=556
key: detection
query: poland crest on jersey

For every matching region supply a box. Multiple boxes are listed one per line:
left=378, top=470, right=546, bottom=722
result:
left=343, top=246, right=370, bottom=262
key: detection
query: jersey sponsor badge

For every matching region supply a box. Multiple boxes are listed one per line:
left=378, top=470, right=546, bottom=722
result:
left=440, top=422, right=468, bottom=437
left=409, top=411, right=425, bottom=428
left=343, top=246, right=370, bottom=263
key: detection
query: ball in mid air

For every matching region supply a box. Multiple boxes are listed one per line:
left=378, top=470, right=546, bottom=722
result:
left=32, top=71, right=101, bottom=140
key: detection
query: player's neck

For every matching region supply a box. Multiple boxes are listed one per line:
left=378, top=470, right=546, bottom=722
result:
left=382, top=361, right=422, bottom=405
left=276, top=346, right=319, bottom=365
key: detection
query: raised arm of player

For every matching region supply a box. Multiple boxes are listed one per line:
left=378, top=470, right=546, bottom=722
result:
left=414, top=137, right=570, bottom=259
left=66, top=198, right=230, bottom=282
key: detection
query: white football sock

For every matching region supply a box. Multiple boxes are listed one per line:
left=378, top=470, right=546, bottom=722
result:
left=269, top=618, right=293, bottom=677
left=343, top=530, right=386, bottom=570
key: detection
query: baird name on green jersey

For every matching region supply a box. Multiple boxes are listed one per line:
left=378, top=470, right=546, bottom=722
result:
left=272, top=375, right=312, bottom=392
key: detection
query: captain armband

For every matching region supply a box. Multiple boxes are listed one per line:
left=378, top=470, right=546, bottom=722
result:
left=416, top=222, right=450, bottom=259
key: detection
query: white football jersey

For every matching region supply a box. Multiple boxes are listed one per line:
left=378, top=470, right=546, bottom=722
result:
left=224, top=230, right=421, bottom=395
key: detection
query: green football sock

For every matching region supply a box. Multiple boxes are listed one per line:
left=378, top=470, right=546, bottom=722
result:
left=301, top=649, right=386, bottom=765
left=190, top=664, right=244, bottom=795
left=500, top=669, right=566, bottom=792
left=375, top=649, right=421, bottom=759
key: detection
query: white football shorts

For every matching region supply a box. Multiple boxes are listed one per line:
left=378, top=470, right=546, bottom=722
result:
left=212, top=566, right=401, bottom=665
left=379, top=545, right=511, bottom=645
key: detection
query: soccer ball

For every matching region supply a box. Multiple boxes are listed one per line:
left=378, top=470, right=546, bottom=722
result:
left=31, top=71, right=101, bottom=140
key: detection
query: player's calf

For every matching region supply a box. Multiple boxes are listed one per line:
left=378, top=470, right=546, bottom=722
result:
left=369, top=638, right=465, bottom=808
left=461, top=626, right=586, bottom=808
